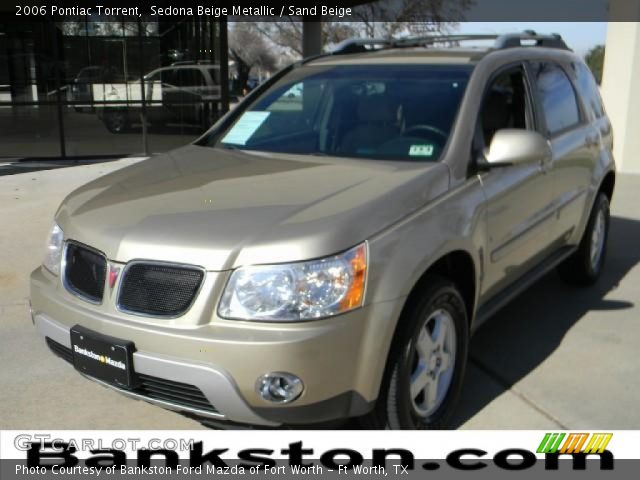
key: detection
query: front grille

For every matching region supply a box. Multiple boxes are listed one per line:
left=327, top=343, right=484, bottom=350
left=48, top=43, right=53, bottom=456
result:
left=137, top=374, right=218, bottom=414
left=118, top=263, right=204, bottom=317
left=46, top=337, right=74, bottom=364
left=45, top=338, right=218, bottom=414
left=64, top=242, right=106, bottom=303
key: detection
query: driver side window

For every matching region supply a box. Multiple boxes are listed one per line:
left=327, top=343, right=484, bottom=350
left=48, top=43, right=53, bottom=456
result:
left=478, top=66, right=532, bottom=150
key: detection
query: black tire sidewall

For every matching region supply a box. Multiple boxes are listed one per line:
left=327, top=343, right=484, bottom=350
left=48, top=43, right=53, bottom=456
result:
left=104, top=111, right=128, bottom=133
left=581, top=193, right=610, bottom=280
left=384, top=277, right=469, bottom=429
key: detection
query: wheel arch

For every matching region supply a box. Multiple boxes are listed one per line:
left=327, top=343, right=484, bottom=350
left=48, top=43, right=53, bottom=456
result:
left=599, top=170, right=615, bottom=202
left=404, top=250, right=478, bottom=324
left=365, top=249, right=477, bottom=425
left=379, top=248, right=478, bottom=370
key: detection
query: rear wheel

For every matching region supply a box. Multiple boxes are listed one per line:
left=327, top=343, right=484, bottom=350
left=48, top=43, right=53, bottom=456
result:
left=103, top=110, right=130, bottom=134
left=558, top=192, right=610, bottom=285
left=362, top=276, right=469, bottom=429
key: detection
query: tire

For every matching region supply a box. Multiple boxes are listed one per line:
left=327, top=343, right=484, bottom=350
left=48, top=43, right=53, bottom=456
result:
left=558, top=192, right=610, bottom=285
left=103, top=110, right=130, bottom=134
left=361, top=276, right=469, bottom=429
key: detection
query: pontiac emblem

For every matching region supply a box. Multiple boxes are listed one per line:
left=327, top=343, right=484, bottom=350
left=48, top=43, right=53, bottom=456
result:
left=108, top=265, right=120, bottom=289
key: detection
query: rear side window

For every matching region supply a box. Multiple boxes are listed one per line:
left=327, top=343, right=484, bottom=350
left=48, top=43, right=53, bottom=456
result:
left=531, top=62, right=581, bottom=136
left=572, top=62, right=605, bottom=119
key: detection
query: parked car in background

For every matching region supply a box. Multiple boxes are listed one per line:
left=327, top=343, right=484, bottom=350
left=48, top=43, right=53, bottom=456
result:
left=31, top=32, right=615, bottom=429
left=95, top=62, right=221, bottom=133
left=69, top=65, right=120, bottom=112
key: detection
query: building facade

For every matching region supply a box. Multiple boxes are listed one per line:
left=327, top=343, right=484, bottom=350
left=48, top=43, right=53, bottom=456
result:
left=0, top=15, right=228, bottom=158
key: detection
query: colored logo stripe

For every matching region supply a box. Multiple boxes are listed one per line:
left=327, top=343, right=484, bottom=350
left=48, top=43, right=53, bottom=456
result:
left=537, top=433, right=612, bottom=454
left=583, top=433, right=613, bottom=454
left=560, top=433, right=589, bottom=454
left=537, top=433, right=565, bottom=453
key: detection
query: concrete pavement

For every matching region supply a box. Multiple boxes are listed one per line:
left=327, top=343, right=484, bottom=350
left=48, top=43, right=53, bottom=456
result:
left=1, top=160, right=638, bottom=429
left=0, top=158, right=204, bottom=429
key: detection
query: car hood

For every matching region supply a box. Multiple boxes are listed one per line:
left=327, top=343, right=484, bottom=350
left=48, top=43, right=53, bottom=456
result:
left=56, top=145, right=449, bottom=270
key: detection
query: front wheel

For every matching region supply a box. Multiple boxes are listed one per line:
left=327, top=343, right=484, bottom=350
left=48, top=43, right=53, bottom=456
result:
left=558, top=192, right=610, bottom=285
left=362, top=276, right=469, bottom=429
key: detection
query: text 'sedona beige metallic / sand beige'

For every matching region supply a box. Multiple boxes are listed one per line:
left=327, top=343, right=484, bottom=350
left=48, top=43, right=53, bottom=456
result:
left=31, top=32, right=615, bottom=429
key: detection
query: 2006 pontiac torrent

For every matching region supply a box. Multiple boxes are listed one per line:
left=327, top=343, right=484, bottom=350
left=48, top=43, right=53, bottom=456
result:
left=31, top=32, right=615, bottom=429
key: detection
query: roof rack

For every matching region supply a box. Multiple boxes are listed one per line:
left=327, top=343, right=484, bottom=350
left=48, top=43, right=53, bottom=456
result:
left=332, top=38, right=394, bottom=54
left=170, top=60, right=216, bottom=66
left=494, top=30, right=569, bottom=50
left=332, top=31, right=570, bottom=55
left=393, top=34, right=501, bottom=47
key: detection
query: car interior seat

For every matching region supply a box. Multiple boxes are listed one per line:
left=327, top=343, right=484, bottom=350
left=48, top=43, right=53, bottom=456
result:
left=337, top=94, right=400, bottom=155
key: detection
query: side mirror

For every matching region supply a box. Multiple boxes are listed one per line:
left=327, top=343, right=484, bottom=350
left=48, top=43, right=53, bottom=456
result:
left=482, top=129, right=551, bottom=168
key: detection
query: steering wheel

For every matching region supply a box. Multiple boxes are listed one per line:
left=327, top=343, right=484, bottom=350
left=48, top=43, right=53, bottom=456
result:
left=402, top=125, right=449, bottom=144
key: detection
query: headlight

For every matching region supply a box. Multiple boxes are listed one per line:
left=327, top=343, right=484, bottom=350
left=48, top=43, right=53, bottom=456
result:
left=43, top=222, right=64, bottom=275
left=219, top=243, right=367, bottom=321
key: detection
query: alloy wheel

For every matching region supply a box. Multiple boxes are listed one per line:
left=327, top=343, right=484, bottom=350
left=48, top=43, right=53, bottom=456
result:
left=409, top=308, right=457, bottom=418
left=590, top=207, right=606, bottom=271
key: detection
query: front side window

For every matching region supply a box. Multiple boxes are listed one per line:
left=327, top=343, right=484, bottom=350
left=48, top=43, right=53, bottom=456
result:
left=531, top=62, right=581, bottom=136
left=145, top=69, right=172, bottom=84
left=202, top=64, right=473, bottom=162
left=478, top=66, right=532, bottom=147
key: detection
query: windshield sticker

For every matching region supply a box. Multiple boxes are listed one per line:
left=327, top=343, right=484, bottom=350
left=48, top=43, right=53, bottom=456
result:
left=221, top=111, right=270, bottom=145
left=409, top=144, right=435, bottom=157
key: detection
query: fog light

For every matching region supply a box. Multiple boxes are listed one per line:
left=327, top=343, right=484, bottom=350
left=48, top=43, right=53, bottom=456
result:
left=256, top=372, right=304, bottom=403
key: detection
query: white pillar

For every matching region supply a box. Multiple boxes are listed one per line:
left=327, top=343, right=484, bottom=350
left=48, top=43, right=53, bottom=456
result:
left=601, top=6, right=640, bottom=172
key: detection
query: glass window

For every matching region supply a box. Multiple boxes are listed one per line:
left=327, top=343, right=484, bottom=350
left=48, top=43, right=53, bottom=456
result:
left=531, top=62, right=581, bottom=136
left=572, top=62, right=605, bottom=119
left=1, top=15, right=225, bottom=158
left=480, top=67, right=531, bottom=146
left=0, top=21, right=63, bottom=156
left=145, top=69, right=174, bottom=85
left=57, top=20, right=147, bottom=156
left=206, top=66, right=221, bottom=85
left=205, top=64, right=473, bottom=162
left=176, top=68, right=205, bottom=87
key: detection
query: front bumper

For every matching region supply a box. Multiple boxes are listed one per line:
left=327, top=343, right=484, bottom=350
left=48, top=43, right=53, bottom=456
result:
left=35, top=313, right=275, bottom=426
left=30, top=266, right=403, bottom=426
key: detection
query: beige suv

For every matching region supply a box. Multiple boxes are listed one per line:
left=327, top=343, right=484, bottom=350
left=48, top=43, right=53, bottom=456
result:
left=31, top=32, right=615, bottom=429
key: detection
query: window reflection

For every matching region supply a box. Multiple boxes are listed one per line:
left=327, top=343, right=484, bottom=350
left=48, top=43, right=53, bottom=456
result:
left=0, top=16, right=224, bottom=158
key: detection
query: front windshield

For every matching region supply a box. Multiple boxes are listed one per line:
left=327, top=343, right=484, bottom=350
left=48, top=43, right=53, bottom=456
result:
left=206, top=64, right=473, bottom=162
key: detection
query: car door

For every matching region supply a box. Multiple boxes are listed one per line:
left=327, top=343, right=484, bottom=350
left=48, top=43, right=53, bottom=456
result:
left=528, top=61, right=598, bottom=245
left=476, top=64, right=556, bottom=300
